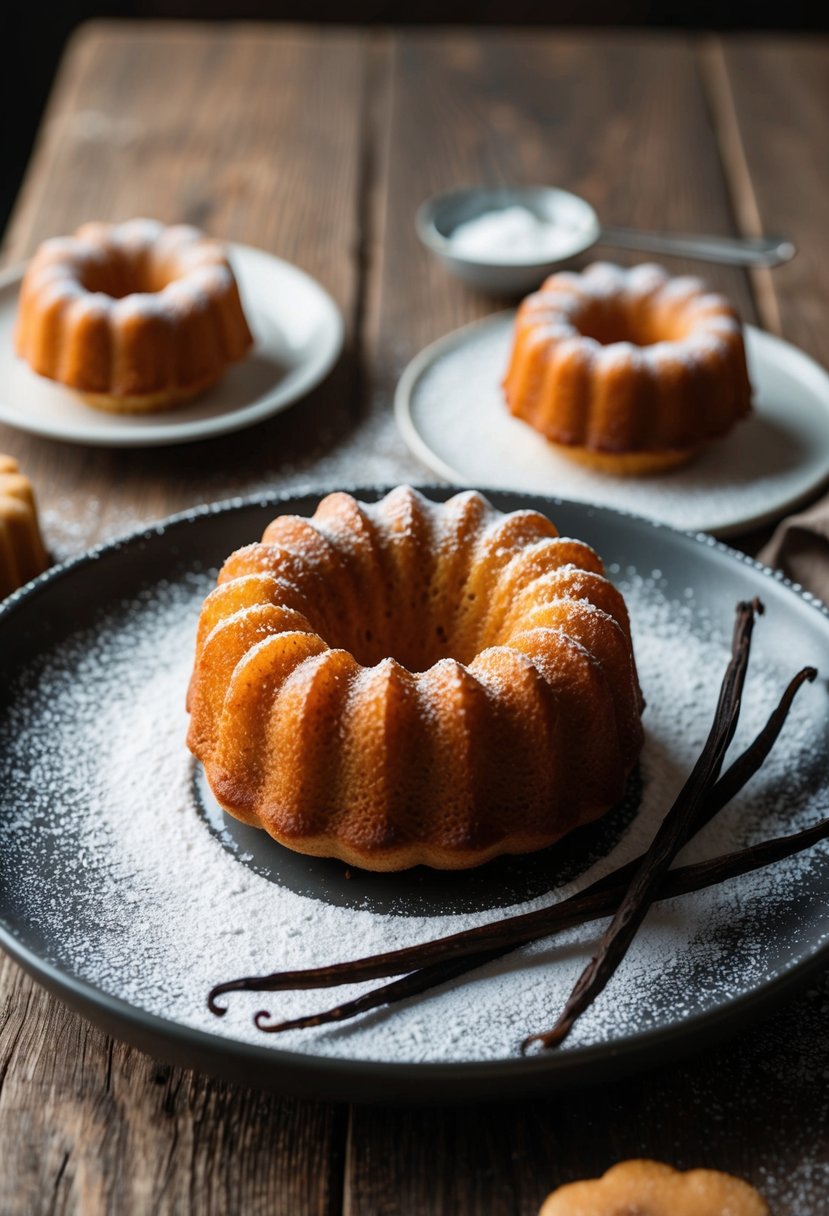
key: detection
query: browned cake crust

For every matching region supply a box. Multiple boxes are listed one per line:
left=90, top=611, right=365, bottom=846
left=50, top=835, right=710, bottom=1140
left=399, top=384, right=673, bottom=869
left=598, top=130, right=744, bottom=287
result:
left=15, top=219, right=253, bottom=412
left=504, top=262, right=752, bottom=476
left=0, top=455, right=48, bottom=598
left=186, top=487, right=645, bottom=871
left=539, top=1159, right=770, bottom=1216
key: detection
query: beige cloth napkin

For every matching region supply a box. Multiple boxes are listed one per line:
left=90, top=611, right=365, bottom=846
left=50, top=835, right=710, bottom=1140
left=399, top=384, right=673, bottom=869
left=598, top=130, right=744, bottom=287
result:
left=759, top=491, right=829, bottom=604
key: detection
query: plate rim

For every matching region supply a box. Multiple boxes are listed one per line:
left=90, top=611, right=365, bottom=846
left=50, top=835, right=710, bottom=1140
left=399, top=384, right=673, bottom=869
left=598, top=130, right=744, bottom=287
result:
left=0, top=244, right=345, bottom=448
left=394, top=311, right=829, bottom=539
left=1, top=482, right=828, bottom=1102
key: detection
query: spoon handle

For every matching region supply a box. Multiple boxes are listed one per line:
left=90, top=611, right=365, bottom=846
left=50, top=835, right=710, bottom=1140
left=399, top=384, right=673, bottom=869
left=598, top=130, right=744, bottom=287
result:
left=597, top=226, right=796, bottom=268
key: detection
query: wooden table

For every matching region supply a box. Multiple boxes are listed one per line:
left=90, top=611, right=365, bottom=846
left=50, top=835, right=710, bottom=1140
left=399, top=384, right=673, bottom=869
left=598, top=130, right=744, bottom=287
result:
left=1, top=22, right=828, bottom=1214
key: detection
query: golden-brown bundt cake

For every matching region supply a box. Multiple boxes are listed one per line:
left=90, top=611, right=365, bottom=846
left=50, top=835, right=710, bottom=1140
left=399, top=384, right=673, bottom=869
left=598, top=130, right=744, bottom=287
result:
left=15, top=219, right=253, bottom=413
left=504, top=262, right=752, bottom=475
left=0, top=455, right=48, bottom=598
left=539, top=1159, right=769, bottom=1216
left=186, top=487, right=644, bottom=872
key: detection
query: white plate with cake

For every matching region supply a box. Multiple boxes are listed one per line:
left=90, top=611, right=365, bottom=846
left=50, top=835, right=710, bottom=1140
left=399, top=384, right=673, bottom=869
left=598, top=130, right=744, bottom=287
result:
left=0, top=231, right=343, bottom=447
left=396, top=265, right=829, bottom=538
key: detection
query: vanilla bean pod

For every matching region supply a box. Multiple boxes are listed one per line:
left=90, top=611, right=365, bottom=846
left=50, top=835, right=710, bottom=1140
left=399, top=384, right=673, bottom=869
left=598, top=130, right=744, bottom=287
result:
left=208, top=656, right=813, bottom=1021
left=250, top=814, right=829, bottom=1033
left=589, top=662, right=817, bottom=896
left=522, top=598, right=761, bottom=1052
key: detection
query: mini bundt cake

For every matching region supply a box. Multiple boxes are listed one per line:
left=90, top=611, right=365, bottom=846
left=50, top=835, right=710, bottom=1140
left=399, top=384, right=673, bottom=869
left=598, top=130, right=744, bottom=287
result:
left=0, top=455, right=48, bottom=598
left=187, top=487, right=644, bottom=871
left=539, top=1159, right=769, bottom=1216
left=15, top=218, right=253, bottom=413
left=504, top=262, right=752, bottom=475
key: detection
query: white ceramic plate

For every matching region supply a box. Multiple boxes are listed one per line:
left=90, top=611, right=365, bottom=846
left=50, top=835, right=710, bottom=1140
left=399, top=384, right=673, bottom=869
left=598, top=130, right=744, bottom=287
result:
left=395, top=314, right=829, bottom=537
left=0, top=244, right=344, bottom=447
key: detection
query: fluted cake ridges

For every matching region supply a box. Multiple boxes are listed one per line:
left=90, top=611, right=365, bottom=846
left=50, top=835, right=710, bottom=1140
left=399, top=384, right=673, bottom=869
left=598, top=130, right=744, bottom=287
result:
left=186, top=487, right=645, bottom=871
left=503, top=263, right=752, bottom=475
left=15, top=218, right=253, bottom=413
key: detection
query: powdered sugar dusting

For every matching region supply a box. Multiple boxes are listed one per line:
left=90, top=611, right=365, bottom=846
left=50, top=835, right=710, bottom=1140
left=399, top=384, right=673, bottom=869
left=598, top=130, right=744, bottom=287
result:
left=2, top=536, right=828, bottom=1086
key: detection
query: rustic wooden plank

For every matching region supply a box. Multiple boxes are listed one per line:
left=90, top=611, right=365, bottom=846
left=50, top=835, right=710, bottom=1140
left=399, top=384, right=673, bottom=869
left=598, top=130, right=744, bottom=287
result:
left=0, top=956, right=346, bottom=1215
left=0, top=20, right=382, bottom=560
left=697, top=35, right=829, bottom=549
left=701, top=37, right=829, bottom=359
left=4, top=21, right=367, bottom=290
left=345, top=973, right=829, bottom=1216
left=364, top=27, right=758, bottom=423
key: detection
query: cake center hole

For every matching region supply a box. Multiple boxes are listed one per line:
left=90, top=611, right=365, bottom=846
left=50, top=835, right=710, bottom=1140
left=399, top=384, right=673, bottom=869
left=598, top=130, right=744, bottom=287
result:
left=80, top=248, right=172, bottom=299
left=323, top=576, right=484, bottom=673
left=578, top=298, right=678, bottom=347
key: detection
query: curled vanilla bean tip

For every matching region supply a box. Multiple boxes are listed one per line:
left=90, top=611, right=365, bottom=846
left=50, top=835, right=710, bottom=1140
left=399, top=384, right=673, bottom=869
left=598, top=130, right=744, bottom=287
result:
left=207, top=988, right=229, bottom=1016
left=254, top=1010, right=275, bottom=1030
left=207, top=978, right=255, bottom=1015
left=208, top=973, right=285, bottom=1014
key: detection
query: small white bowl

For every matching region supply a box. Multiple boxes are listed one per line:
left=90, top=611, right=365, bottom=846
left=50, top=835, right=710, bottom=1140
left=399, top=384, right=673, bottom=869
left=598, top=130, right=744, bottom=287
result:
left=416, top=185, right=600, bottom=294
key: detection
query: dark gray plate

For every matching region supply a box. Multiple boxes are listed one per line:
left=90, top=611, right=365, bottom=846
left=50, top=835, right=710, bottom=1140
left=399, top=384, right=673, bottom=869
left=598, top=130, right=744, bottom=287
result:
left=1, top=486, right=828, bottom=1103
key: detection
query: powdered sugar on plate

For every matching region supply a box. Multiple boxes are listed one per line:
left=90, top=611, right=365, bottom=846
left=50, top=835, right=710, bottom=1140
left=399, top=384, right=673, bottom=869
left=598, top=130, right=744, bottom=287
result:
left=396, top=312, right=829, bottom=537
left=1, top=525, right=827, bottom=1074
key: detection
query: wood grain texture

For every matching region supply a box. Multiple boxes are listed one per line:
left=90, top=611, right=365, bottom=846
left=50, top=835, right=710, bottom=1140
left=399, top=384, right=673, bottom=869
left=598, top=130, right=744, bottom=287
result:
left=0, top=958, right=346, bottom=1215
left=366, top=28, right=758, bottom=416
left=346, top=973, right=829, bottom=1214
left=702, top=37, right=829, bottom=358
left=1, top=21, right=828, bottom=1216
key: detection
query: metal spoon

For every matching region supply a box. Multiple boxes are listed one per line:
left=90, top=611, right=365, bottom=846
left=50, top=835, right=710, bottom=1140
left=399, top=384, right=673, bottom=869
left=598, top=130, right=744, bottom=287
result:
left=417, top=186, right=796, bottom=294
